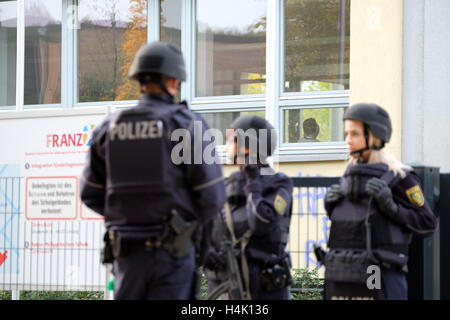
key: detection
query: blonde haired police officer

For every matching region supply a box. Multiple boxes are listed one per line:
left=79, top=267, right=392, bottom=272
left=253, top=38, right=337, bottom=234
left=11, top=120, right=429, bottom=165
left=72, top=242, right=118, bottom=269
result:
left=323, top=103, right=437, bottom=300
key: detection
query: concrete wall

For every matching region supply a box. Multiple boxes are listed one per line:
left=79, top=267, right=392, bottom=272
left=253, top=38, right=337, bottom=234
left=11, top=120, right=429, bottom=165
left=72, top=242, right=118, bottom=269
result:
left=350, top=0, right=404, bottom=160
left=402, top=0, right=450, bottom=172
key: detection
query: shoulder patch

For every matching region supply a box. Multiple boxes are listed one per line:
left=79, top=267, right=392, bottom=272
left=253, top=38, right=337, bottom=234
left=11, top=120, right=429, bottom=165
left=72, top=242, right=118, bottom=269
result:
left=274, top=188, right=290, bottom=215
left=405, top=185, right=425, bottom=207
left=274, top=194, right=287, bottom=215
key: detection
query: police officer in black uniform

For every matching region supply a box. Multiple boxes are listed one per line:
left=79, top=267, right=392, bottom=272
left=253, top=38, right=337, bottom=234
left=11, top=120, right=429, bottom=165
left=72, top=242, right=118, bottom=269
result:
left=205, top=115, right=294, bottom=300
left=80, top=41, right=226, bottom=300
left=322, top=103, right=437, bottom=300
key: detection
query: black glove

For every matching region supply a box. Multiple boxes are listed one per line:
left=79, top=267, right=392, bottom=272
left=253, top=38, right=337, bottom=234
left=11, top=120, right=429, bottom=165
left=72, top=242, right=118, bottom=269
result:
left=244, top=164, right=259, bottom=180
left=324, top=184, right=343, bottom=216
left=365, top=177, right=399, bottom=219
left=243, top=153, right=259, bottom=180
left=204, top=248, right=226, bottom=271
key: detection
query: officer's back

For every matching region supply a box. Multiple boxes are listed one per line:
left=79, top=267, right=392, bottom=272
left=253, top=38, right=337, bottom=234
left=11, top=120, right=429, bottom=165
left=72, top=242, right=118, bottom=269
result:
left=80, top=42, right=226, bottom=300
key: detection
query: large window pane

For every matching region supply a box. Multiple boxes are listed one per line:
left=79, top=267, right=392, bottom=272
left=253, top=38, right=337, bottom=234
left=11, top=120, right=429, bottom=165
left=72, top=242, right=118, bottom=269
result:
left=284, top=0, right=350, bottom=93
left=201, top=110, right=265, bottom=141
left=160, top=0, right=181, bottom=49
left=78, top=0, right=147, bottom=103
left=0, top=0, right=16, bottom=107
left=283, top=107, right=346, bottom=143
left=196, top=0, right=266, bottom=97
left=24, top=0, right=61, bottom=105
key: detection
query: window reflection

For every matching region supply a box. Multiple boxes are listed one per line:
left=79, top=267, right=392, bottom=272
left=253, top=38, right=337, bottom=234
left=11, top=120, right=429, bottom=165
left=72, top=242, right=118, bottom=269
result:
left=196, top=0, right=266, bottom=97
left=283, top=107, right=346, bottom=143
left=78, top=0, right=147, bottom=103
left=160, top=0, right=181, bottom=102
left=160, top=0, right=181, bottom=49
left=284, top=0, right=350, bottom=93
left=24, top=0, right=61, bottom=105
left=0, top=0, right=17, bottom=107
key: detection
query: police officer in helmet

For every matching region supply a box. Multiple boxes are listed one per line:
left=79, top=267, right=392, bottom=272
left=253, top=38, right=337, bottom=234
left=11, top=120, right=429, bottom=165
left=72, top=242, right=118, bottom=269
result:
left=80, top=41, right=226, bottom=300
left=205, top=115, right=294, bottom=300
left=323, top=103, right=437, bottom=300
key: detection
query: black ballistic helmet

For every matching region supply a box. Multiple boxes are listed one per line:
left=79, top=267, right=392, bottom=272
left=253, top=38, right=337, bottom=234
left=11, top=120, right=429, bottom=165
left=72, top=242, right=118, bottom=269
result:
left=128, top=41, right=187, bottom=82
left=230, top=115, right=277, bottom=160
left=343, top=103, right=392, bottom=143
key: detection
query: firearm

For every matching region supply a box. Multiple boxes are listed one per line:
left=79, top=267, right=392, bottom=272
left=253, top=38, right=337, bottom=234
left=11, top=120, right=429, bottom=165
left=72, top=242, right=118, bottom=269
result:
left=207, top=212, right=248, bottom=300
left=191, top=223, right=210, bottom=300
left=191, top=266, right=203, bottom=300
left=101, top=231, right=114, bottom=265
left=313, top=242, right=327, bottom=265
left=163, top=209, right=198, bottom=259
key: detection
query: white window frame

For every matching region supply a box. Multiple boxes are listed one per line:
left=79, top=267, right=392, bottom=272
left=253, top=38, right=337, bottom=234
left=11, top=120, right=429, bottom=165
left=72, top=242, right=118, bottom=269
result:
left=273, top=0, right=349, bottom=162
left=1, top=0, right=349, bottom=162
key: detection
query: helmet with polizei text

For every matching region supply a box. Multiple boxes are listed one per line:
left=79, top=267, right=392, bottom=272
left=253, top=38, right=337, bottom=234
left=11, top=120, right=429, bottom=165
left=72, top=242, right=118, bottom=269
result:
left=128, top=41, right=186, bottom=82
left=343, top=103, right=392, bottom=143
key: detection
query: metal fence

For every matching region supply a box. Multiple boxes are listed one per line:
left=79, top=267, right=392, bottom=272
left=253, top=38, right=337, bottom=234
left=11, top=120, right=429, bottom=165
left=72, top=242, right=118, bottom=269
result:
left=0, top=175, right=339, bottom=299
left=0, top=177, right=107, bottom=298
left=288, top=177, right=339, bottom=272
left=287, top=176, right=339, bottom=297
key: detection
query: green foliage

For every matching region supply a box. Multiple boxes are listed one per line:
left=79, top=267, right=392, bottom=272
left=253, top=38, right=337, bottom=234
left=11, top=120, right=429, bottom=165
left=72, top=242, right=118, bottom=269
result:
left=284, top=0, right=350, bottom=92
left=1, top=268, right=323, bottom=301
left=20, top=291, right=104, bottom=300
left=200, top=272, right=209, bottom=300
left=0, top=291, right=12, bottom=300
left=290, top=267, right=324, bottom=300
left=201, top=267, right=323, bottom=300
left=0, top=290, right=104, bottom=300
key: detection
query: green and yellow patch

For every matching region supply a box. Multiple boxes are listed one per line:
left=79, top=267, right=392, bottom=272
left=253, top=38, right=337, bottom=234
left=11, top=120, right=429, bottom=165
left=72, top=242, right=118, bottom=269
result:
left=406, top=185, right=424, bottom=207
left=274, top=193, right=288, bottom=215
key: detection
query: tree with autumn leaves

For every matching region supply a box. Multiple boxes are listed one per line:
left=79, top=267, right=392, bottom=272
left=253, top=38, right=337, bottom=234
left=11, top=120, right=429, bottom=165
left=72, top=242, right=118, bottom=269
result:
left=115, top=0, right=148, bottom=100
left=78, top=0, right=147, bottom=102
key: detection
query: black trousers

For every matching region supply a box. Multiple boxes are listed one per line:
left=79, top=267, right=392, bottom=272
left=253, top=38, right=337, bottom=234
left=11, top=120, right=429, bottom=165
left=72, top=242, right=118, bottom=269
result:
left=113, top=246, right=195, bottom=300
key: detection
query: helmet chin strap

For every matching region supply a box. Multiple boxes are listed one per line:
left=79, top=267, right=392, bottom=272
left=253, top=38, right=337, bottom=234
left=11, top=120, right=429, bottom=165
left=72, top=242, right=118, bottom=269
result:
left=349, top=124, right=385, bottom=159
left=349, top=145, right=384, bottom=156
left=158, top=80, right=176, bottom=101
left=140, top=74, right=177, bottom=101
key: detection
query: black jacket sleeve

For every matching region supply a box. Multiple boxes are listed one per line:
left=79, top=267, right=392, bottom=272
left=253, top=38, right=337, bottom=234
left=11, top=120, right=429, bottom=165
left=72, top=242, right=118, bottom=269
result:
left=391, top=171, right=438, bottom=235
left=79, top=121, right=108, bottom=215
left=244, top=173, right=293, bottom=236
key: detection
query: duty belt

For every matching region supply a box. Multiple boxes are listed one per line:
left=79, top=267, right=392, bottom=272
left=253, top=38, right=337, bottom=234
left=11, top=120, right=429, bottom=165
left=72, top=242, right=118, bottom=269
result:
left=109, top=231, right=166, bottom=258
left=107, top=209, right=197, bottom=260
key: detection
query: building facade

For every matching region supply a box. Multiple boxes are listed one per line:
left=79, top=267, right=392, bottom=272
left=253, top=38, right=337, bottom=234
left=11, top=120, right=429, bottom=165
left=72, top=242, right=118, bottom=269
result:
left=0, top=0, right=449, bottom=276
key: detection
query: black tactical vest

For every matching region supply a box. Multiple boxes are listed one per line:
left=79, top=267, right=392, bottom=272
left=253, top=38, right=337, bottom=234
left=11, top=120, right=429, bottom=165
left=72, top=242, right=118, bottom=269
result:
left=328, top=163, right=412, bottom=267
left=226, top=170, right=292, bottom=265
left=104, top=102, right=187, bottom=225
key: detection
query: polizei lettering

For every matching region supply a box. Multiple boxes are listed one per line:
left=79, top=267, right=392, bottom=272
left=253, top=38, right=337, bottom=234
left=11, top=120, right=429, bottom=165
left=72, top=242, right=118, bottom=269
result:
left=109, top=120, right=163, bottom=141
